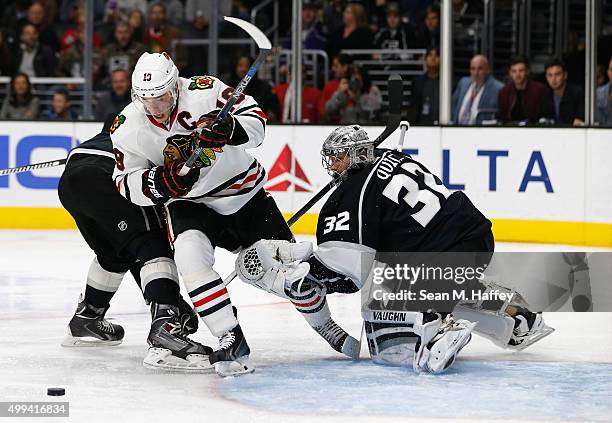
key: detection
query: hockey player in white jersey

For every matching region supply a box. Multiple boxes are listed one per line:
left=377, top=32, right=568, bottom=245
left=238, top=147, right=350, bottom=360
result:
left=111, top=52, right=293, bottom=376
left=236, top=125, right=554, bottom=374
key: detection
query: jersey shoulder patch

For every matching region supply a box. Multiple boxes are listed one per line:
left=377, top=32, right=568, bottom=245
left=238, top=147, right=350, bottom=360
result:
left=109, top=114, right=126, bottom=134
left=188, top=75, right=215, bottom=90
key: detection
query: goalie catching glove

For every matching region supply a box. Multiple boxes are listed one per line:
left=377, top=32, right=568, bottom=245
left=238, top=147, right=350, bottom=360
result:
left=142, top=160, right=199, bottom=204
left=235, top=240, right=314, bottom=298
left=192, top=109, right=248, bottom=148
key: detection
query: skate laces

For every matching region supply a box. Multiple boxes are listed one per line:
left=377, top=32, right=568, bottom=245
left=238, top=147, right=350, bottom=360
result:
left=97, top=319, right=115, bottom=334
left=218, top=330, right=236, bottom=350
left=316, top=319, right=345, bottom=346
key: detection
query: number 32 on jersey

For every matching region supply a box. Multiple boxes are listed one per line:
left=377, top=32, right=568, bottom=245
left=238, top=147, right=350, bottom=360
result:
left=323, top=211, right=350, bottom=234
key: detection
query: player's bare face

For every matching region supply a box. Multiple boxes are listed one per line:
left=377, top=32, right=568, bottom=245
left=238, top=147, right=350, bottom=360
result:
left=330, top=153, right=351, bottom=175
left=142, top=92, right=174, bottom=122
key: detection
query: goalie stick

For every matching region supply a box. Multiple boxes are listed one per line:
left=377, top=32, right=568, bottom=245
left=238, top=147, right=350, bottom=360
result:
left=179, top=16, right=272, bottom=176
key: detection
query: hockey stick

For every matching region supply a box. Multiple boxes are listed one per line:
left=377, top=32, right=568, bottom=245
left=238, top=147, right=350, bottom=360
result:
left=0, top=158, right=67, bottom=176
left=396, top=120, right=410, bottom=152
left=179, top=17, right=272, bottom=176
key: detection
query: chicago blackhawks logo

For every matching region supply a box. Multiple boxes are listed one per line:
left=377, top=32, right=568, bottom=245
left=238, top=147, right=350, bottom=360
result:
left=188, top=76, right=214, bottom=90
left=163, top=134, right=222, bottom=168
left=110, top=114, right=126, bottom=134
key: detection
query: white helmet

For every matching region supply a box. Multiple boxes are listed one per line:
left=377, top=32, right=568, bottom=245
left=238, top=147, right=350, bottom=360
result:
left=131, top=52, right=179, bottom=117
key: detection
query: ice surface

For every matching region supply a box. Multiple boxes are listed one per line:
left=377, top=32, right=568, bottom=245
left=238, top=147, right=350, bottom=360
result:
left=1, top=230, right=611, bottom=422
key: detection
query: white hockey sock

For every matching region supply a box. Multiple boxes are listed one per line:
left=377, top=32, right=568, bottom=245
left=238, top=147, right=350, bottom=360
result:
left=86, top=257, right=124, bottom=293
left=289, top=281, right=330, bottom=328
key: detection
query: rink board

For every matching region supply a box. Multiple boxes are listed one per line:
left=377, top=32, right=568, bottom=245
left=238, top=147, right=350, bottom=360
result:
left=0, top=122, right=611, bottom=246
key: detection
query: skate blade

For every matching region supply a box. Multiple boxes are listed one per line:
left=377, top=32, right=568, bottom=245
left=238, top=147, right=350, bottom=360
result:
left=214, top=355, right=254, bottom=377
left=61, top=334, right=122, bottom=347
left=507, top=325, right=555, bottom=351
left=341, top=335, right=360, bottom=360
left=426, top=321, right=476, bottom=374
left=143, top=348, right=214, bottom=372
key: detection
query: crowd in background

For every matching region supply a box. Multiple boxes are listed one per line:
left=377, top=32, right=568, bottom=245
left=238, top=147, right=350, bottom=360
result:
left=0, top=0, right=611, bottom=126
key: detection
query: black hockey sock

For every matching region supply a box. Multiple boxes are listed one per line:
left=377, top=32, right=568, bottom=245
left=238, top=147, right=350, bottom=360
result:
left=144, top=278, right=180, bottom=306
left=84, top=285, right=115, bottom=309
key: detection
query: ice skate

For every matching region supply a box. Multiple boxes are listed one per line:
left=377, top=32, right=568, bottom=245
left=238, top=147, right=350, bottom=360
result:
left=143, top=303, right=213, bottom=372
left=313, top=317, right=360, bottom=359
left=61, top=295, right=124, bottom=347
left=508, top=309, right=555, bottom=351
left=209, top=324, right=253, bottom=377
left=416, top=316, right=476, bottom=374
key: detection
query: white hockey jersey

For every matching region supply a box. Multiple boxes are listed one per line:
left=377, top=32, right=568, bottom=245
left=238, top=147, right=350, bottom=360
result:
left=111, top=75, right=267, bottom=215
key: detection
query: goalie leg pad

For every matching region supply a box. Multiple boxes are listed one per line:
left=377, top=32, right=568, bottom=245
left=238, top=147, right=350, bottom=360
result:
left=363, top=311, right=473, bottom=373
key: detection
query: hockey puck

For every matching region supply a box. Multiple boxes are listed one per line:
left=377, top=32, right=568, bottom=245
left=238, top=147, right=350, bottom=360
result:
left=47, top=388, right=65, bottom=396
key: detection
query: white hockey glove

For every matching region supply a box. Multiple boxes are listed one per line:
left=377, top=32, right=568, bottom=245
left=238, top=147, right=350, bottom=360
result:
left=235, top=240, right=313, bottom=299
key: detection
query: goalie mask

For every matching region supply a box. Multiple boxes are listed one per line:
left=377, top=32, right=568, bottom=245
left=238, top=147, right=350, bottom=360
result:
left=321, top=125, right=375, bottom=177
left=131, top=52, right=179, bottom=118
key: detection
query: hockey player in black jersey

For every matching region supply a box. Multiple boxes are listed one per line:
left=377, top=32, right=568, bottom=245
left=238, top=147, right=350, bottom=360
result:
left=235, top=125, right=553, bottom=373
left=58, top=117, right=213, bottom=371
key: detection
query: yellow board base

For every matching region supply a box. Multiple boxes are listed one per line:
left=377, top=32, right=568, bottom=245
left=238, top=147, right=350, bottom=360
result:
left=1, top=208, right=610, bottom=247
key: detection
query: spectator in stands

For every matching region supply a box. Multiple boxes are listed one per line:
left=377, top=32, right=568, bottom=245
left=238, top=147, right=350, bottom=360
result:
left=229, top=56, right=280, bottom=122
left=540, top=58, right=584, bottom=126
left=60, top=9, right=102, bottom=52
left=275, top=65, right=322, bottom=123
left=0, top=30, right=16, bottom=76
left=0, top=73, right=39, bottom=120
left=595, top=57, right=612, bottom=126
left=399, top=0, right=429, bottom=24
left=323, top=0, right=347, bottom=37
left=105, top=0, right=148, bottom=24
left=328, top=2, right=373, bottom=58
left=374, top=3, right=411, bottom=50
left=46, top=89, right=78, bottom=120
left=324, top=64, right=382, bottom=124
left=128, top=9, right=146, bottom=43
left=451, top=54, right=503, bottom=125
left=281, top=0, right=326, bottom=50
left=99, top=21, right=147, bottom=84
left=367, top=0, right=390, bottom=34
left=57, top=25, right=103, bottom=80
left=59, top=0, right=105, bottom=24
left=185, top=0, right=232, bottom=29
left=16, top=24, right=57, bottom=77
left=414, top=4, right=440, bottom=49
left=411, top=46, right=440, bottom=125
left=22, top=1, right=60, bottom=53
left=318, top=53, right=352, bottom=120
left=146, top=2, right=187, bottom=71
left=150, top=0, right=184, bottom=27
left=95, top=68, right=132, bottom=121
left=1, top=1, right=29, bottom=40
left=497, top=57, right=546, bottom=125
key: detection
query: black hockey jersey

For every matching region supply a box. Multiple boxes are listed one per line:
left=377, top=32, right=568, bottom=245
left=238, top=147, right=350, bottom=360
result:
left=310, top=149, right=492, bottom=287
left=66, top=130, right=116, bottom=174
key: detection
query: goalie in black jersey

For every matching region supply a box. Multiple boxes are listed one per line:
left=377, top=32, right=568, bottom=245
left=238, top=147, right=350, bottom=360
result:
left=235, top=125, right=554, bottom=373
left=58, top=117, right=212, bottom=372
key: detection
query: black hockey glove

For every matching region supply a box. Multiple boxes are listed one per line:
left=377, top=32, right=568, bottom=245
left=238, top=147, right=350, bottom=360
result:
left=193, top=110, right=235, bottom=148
left=142, top=160, right=199, bottom=204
